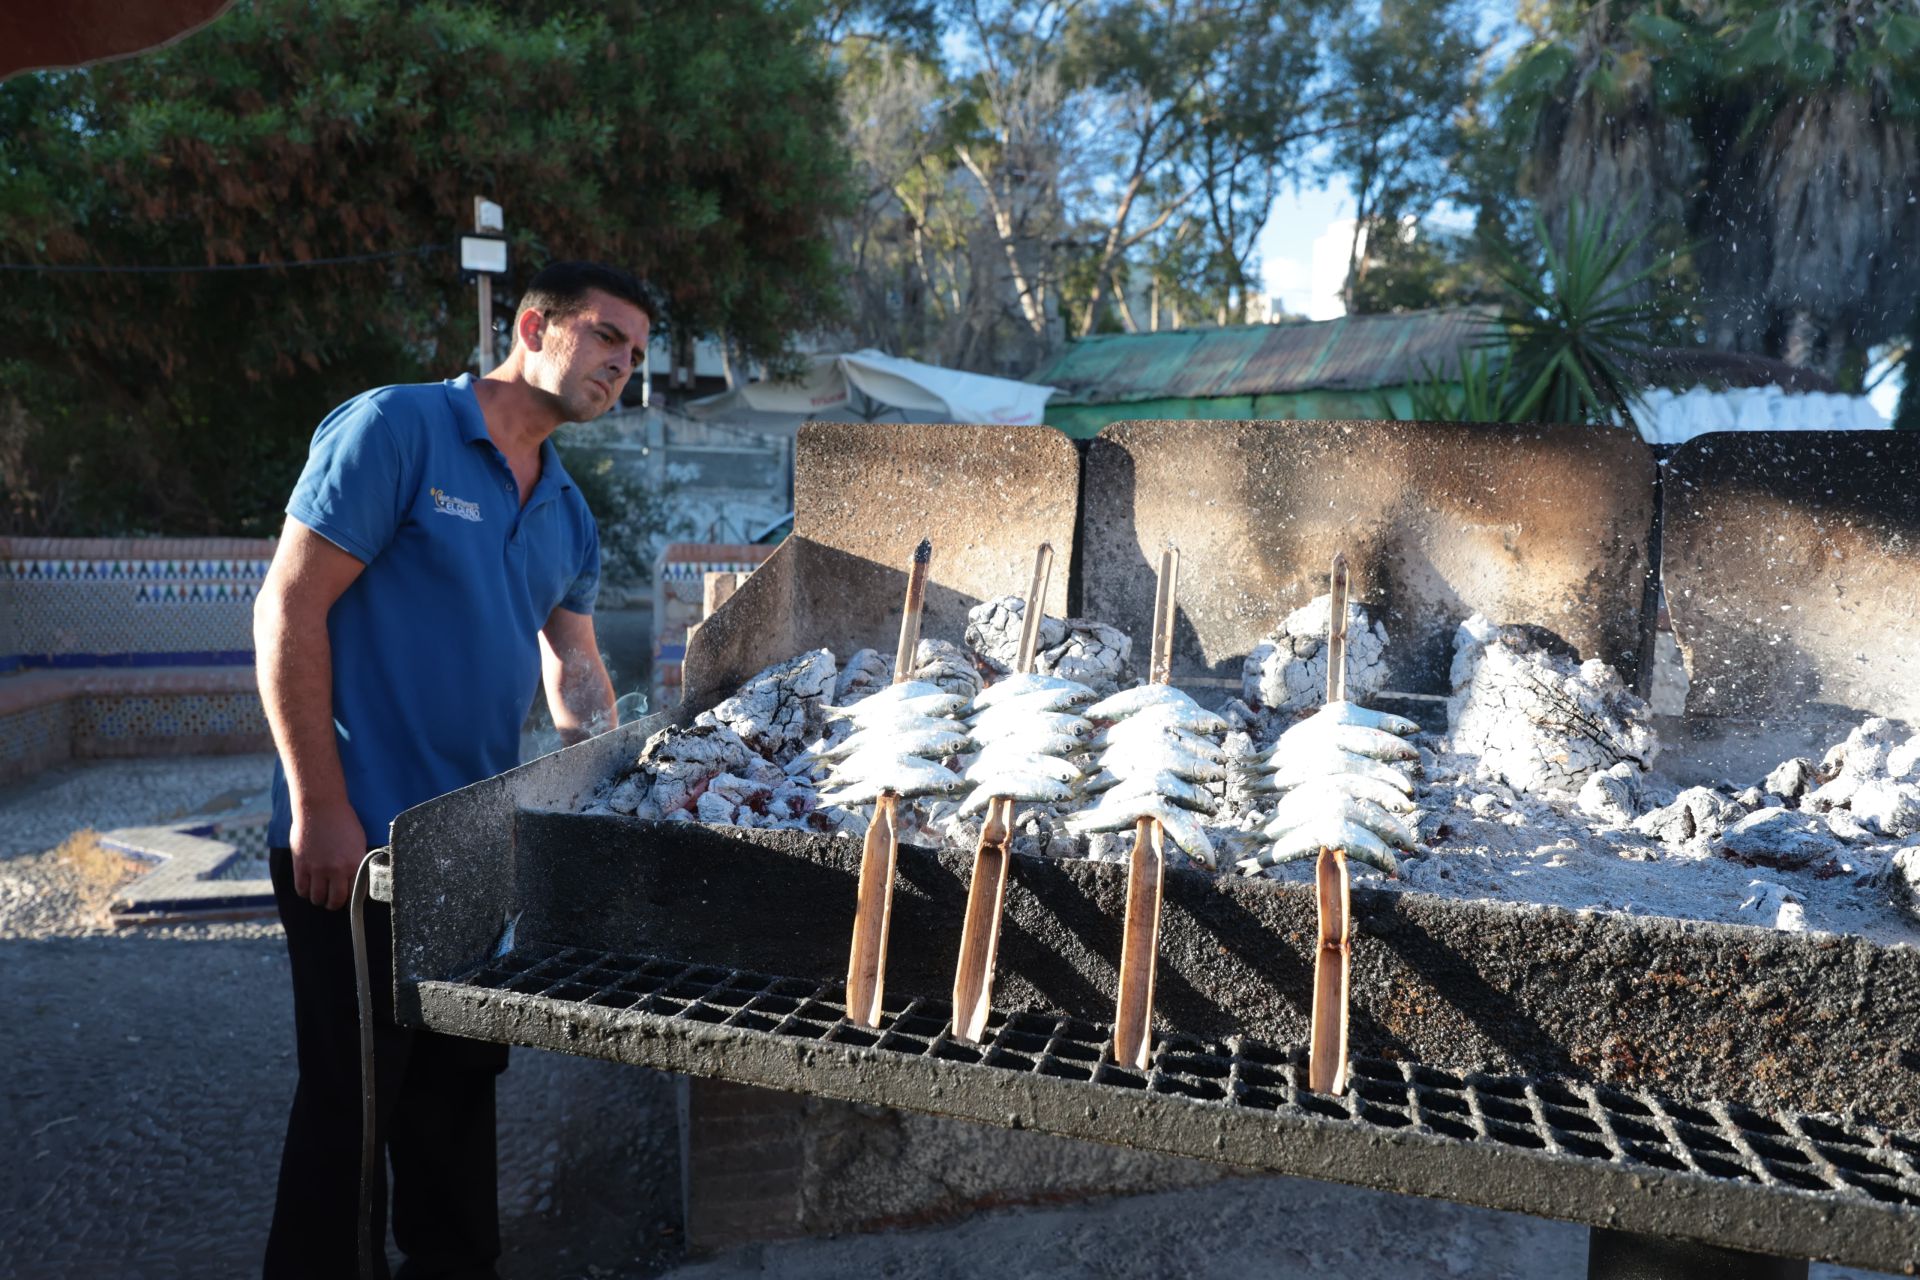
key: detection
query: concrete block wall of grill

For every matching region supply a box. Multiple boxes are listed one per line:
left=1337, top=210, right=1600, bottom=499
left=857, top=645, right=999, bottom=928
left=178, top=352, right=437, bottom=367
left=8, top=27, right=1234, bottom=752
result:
left=0, top=538, right=275, bottom=782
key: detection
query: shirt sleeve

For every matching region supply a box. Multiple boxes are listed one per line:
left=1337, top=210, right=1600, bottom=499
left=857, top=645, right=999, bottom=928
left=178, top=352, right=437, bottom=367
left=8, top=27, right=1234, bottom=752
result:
left=560, top=511, right=601, bottom=616
left=285, top=395, right=412, bottom=565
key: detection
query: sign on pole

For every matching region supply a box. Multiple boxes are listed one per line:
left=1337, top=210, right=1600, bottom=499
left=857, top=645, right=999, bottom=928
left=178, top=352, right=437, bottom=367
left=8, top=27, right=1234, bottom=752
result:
left=466, top=196, right=508, bottom=373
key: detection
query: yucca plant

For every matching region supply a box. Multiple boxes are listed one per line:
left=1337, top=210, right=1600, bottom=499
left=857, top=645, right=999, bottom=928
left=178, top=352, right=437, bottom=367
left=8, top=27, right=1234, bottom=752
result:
left=1489, top=200, right=1675, bottom=426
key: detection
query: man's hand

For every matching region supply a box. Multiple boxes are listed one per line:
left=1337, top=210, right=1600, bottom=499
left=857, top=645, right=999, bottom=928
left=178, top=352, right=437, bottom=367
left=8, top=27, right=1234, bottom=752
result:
left=540, top=606, right=617, bottom=745
left=291, top=800, right=368, bottom=911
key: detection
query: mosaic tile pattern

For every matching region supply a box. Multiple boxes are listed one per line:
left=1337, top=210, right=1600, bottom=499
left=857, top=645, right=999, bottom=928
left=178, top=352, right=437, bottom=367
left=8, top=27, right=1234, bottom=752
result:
left=75, top=692, right=268, bottom=744
left=0, top=700, right=73, bottom=780
left=2, top=543, right=271, bottom=660
left=3, top=557, right=272, bottom=583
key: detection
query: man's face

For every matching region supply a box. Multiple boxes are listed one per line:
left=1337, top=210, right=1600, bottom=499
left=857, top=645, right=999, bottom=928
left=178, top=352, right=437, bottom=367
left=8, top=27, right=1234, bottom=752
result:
left=524, top=289, right=651, bottom=422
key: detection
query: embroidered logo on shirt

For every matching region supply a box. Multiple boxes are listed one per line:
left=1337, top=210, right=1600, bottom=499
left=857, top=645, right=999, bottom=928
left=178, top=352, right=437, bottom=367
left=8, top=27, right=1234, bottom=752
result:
left=430, top=487, right=484, bottom=523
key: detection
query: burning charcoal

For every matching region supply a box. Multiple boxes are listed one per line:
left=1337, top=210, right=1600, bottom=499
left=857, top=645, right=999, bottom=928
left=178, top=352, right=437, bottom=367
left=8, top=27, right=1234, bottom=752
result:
left=1805, top=719, right=1908, bottom=812
left=1738, top=880, right=1806, bottom=932
left=1576, top=762, right=1647, bottom=827
left=695, top=648, right=837, bottom=763
left=1034, top=619, right=1132, bottom=694
left=1850, top=780, right=1920, bottom=838
left=1241, top=593, right=1389, bottom=713
left=834, top=648, right=892, bottom=704
left=912, top=638, right=983, bottom=698
left=603, top=775, right=646, bottom=816
left=695, top=789, right=741, bottom=825
left=1446, top=614, right=1658, bottom=796
left=1764, top=757, right=1817, bottom=801
left=1732, top=786, right=1769, bottom=810
left=626, top=721, right=755, bottom=819
left=965, top=596, right=1068, bottom=676
left=1889, top=735, right=1920, bottom=781
left=1633, top=786, right=1740, bottom=847
left=1826, top=809, right=1871, bottom=842
left=695, top=772, right=779, bottom=827
left=1891, top=847, right=1920, bottom=920
left=1719, top=808, right=1847, bottom=870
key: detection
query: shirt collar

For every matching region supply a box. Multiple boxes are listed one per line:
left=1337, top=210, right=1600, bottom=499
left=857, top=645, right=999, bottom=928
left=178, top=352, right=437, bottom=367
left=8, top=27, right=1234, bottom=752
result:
left=445, top=373, right=577, bottom=501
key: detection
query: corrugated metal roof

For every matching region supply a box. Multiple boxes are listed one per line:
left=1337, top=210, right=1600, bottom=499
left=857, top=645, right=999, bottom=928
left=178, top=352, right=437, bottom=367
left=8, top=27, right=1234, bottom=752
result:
left=1029, top=307, right=1496, bottom=405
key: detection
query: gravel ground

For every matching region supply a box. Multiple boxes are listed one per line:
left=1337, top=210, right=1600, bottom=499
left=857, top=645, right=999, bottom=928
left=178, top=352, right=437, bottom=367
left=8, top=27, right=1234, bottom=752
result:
left=0, top=754, right=1901, bottom=1279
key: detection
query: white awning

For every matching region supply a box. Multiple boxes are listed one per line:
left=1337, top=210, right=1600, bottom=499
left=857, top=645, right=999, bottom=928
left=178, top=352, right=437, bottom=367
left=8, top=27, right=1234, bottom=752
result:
left=686, top=349, right=1057, bottom=430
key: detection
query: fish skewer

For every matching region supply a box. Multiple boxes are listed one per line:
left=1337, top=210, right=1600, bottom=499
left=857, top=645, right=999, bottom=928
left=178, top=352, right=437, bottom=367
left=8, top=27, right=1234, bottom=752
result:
left=1112, top=545, right=1179, bottom=1071
left=1311, top=551, right=1353, bottom=1095
left=844, top=538, right=933, bottom=1030
left=951, top=543, right=1056, bottom=1044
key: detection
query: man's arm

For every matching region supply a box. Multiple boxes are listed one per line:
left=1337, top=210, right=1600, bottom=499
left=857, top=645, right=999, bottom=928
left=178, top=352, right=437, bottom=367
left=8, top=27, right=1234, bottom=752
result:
left=255, top=518, right=369, bottom=910
left=540, top=606, right=616, bottom=745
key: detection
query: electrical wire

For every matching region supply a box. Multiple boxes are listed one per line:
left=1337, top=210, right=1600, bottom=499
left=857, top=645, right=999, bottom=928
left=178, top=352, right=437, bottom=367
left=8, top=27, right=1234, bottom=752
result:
left=0, top=244, right=450, bottom=274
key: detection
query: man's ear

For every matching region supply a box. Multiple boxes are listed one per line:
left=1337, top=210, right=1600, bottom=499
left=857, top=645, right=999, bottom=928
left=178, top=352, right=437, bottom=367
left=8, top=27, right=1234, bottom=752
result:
left=517, top=307, right=548, bottom=352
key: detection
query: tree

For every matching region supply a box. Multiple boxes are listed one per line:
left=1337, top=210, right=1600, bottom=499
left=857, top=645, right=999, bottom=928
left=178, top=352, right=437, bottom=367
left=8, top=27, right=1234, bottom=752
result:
left=0, top=0, right=855, bottom=535
left=1500, top=0, right=1920, bottom=379
left=1314, top=0, right=1479, bottom=313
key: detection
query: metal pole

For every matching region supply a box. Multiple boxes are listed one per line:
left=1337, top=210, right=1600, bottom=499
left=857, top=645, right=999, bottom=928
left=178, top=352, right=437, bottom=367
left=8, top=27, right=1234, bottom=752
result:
left=1587, top=1229, right=1809, bottom=1280
left=474, top=195, right=499, bottom=374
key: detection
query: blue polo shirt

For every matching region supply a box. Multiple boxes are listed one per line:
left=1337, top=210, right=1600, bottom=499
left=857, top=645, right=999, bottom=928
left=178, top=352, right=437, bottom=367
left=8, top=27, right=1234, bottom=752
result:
left=267, top=374, right=600, bottom=847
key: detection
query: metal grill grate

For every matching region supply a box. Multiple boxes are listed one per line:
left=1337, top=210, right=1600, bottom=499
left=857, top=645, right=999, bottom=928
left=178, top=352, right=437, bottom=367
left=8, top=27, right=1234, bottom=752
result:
left=458, top=941, right=1920, bottom=1216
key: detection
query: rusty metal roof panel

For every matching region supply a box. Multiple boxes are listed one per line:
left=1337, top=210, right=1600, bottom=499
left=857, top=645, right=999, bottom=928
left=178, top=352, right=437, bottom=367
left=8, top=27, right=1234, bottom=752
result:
left=1032, top=308, right=1494, bottom=405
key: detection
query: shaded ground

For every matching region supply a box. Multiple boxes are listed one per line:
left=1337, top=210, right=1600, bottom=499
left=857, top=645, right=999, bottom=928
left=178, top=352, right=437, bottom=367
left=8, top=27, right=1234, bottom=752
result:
left=0, top=755, right=1901, bottom=1279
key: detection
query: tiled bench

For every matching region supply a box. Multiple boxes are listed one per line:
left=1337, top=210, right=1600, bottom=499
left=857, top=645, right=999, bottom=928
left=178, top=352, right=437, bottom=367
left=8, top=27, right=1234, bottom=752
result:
left=0, top=666, right=268, bottom=784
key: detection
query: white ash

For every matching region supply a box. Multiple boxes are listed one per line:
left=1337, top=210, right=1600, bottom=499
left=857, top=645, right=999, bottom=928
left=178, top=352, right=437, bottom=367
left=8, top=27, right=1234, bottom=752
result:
left=965, top=597, right=1068, bottom=675
left=833, top=648, right=892, bottom=704
left=577, top=647, right=1920, bottom=946
left=597, top=721, right=755, bottom=819
left=1447, top=615, right=1658, bottom=795
left=694, top=648, right=837, bottom=763
left=913, top=637, right=984, bottom=699
left=1242, top=594, right=1389, bottom=713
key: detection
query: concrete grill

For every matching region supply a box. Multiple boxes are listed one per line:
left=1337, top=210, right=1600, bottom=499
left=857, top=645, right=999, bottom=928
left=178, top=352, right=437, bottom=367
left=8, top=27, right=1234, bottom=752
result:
left=380, top=421, right=1920, bottom=1275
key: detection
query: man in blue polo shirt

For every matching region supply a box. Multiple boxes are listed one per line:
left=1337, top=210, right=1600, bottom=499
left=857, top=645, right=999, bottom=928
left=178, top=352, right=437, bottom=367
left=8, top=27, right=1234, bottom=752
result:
left=254, top=261, right=649, bottom=1279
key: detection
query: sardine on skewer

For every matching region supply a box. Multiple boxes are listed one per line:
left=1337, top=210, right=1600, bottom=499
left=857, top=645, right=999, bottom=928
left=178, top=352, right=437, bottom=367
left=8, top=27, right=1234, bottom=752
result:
left=1256, top=770, right=1418, bottom=815
left=1082, top=768, right=1218, bottom=815
left=970, top=672, right=1098, bottom=710
left=962, top=749, right=1085, bottom=786
left=957, top=773, right=1075, bottom=815
left=825, top=689, right=971, bottom=725
left=1240, top=816, right=1399, bottom=878
left=1264, top=791, right=1416, bottom=850
left=1248, top=749, right=1416, bottom=796
left=1086, top=683, right=1210, bottom=722
left=1066, top=792, right=1217, bottom=869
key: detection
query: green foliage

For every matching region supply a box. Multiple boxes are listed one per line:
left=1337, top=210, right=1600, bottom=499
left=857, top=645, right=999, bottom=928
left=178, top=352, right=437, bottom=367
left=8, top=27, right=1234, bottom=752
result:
left=0, top=0, right=854, bottom=535
left=1492, top=202, right=1673, bottom=425
left=1387, top=202, right=1675, bottom=427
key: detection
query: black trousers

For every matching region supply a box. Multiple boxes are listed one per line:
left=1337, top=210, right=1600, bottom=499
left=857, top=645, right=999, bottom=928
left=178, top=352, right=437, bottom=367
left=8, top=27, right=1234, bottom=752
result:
left=265, top=846, right=509, bottom=1280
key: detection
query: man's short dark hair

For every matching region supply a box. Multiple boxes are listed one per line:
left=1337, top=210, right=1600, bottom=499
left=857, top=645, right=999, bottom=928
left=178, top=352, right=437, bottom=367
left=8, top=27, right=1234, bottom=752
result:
left=516, top=261, right=655, bottom=333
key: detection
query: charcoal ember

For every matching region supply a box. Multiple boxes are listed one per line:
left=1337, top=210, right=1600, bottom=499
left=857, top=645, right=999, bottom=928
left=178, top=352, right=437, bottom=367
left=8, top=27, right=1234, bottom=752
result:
left=1733, top=786, right=1767, bottom=810
left=1634, top=786, right=1741, bottom=847
left=1891, top=847, right=1920, bottom=920
left=807, top=804, right=867, bottom=836
left=1242, top=593, right=1389, bottom=713
left=833, top=648, right=893, bottom=704
left=603, top=775, right=646, bottom=816
left=1577, top=762, right=1648, bottom=827
left=1719, top=808, right=1847, bottom=870
left=1085, top=831, right=1128, bottom=864
left=965, top=596, right=1068, bottom=676
left=1447, top=614, right=1658, bottom=795
left=1825, top=809, right=1871, bottom=842
left=1805, top=719, right=1909, bottom=812
left=695, top=648, right=837, bottom=762
left=1889, top=735, right=1920, bottom=781
left=1035, top=619, right=1131, bottom=694
left=1216, top=697, right=1260, bottom=733
left=692, top=772, right=782, bottom=825
left=912, top=638, right=983, bottom=698
left=1764, top=757, right=1817, bottom=801
left=1737, top=879, right=1806, bottom=932
left=627, top=722, right=754, bottom=818
left=1851, top=780, right=1920, bottom=838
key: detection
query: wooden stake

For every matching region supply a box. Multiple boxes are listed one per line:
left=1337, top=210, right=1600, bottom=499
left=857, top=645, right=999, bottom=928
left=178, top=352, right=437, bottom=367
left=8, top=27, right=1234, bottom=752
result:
left=952, top=544, right=1053, bottom=1043
left=1113, top=546, right=1179, bottom=1070
left=845, top=539, right=933, bottom=1029
left=1309, top=843, right=1352, bottom=1094
left=1309, top=550, right=1353, bottom=1093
